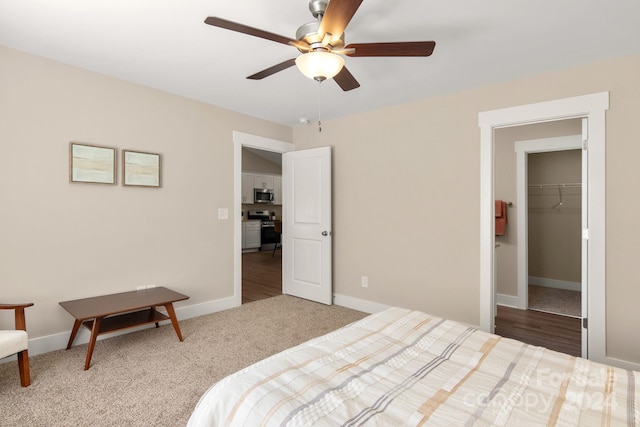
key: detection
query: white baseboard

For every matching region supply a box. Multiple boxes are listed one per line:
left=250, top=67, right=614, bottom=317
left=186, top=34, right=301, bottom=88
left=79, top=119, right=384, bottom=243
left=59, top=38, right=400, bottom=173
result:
left=604, top=356, right=640, bottom=372
left=13, top=295, right=240, bottom=360
left=496, top=293, right=520, bottom=308
left=333, top=294, right=391, bottom=314
left=529, top=276, right=581, bottom=292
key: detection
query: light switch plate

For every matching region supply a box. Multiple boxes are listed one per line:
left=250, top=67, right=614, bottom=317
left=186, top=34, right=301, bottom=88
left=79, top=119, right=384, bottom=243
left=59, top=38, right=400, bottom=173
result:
left=218, top=208, right=229, bottom=220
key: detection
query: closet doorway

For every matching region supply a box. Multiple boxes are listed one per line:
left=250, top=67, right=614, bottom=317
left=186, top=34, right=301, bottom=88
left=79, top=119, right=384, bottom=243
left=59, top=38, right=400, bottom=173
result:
left=525, top=148, right=582, bottom=320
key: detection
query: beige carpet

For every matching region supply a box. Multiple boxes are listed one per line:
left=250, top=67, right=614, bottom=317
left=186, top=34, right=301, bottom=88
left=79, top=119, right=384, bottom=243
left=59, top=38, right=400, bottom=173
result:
left=0, top=296, right=366, bottom=426
left=528, top=285, right=581, bottom=318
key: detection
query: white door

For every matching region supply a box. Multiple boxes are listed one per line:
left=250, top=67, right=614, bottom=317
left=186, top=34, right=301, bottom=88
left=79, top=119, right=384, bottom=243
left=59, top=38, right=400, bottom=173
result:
left=282, top=146, right=332, bottom=305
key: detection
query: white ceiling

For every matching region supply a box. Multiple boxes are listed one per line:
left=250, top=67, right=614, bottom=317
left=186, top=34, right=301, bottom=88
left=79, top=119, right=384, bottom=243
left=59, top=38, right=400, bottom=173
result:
left=1, top=0, right=639, bottom=127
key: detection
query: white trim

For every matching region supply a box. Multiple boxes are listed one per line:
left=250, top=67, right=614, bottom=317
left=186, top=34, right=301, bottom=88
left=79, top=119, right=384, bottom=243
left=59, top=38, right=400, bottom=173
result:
left=5, top=296, right=238, bottom=360
left=529, top=277, right=581, bottom=292
left=604, top=357, right=640, bottom=372
left=479, top=92, right=609, bottom=364
left=479, top=123, right=495, bottom=331
left=233, top=131, right=293, bottom=306
left=514, top=135, right=582, bottom=309
left=496, top=293, right=520, bottom=308
left=333, top=294, right=392, bottom=314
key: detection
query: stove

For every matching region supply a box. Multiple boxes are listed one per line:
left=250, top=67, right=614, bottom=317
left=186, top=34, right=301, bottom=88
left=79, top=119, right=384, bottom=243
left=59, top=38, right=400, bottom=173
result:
left=247, top=211, right=279, bottom=250
left=247, top=210, right=274, bottom=226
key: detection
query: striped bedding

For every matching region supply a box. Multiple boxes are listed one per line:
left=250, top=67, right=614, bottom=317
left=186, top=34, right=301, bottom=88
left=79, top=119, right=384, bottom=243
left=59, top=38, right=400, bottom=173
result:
left=188, top=307, right=639, bottom=426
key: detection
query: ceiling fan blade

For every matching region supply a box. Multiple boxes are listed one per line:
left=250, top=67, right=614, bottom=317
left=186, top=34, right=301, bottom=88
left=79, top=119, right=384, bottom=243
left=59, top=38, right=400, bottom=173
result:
left=247, top=58, right=297, bottom=80
left=333, top=66, right=360, bottom=91
left=318, top=0, right=364, bottom=43
left=204, top=17, right=309, bottom=50
left=345, top=41, right=436, bottom=57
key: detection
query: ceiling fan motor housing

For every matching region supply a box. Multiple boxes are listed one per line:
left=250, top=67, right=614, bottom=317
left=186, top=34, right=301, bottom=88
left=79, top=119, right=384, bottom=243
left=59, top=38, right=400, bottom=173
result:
left=297, top=0, right=345, bottom=52
left=296, top=22, right=345, bottom=51
left=308, top=0, right=329, bottom=18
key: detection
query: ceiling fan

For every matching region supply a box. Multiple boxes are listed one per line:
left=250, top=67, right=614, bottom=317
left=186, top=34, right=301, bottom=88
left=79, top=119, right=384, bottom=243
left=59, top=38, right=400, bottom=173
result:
left=204, top=0, right=436, bottom=91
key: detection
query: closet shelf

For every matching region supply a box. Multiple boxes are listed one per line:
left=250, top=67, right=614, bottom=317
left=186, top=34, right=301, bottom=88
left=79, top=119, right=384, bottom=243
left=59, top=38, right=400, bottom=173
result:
left=528, top=183, right=581, bottom=188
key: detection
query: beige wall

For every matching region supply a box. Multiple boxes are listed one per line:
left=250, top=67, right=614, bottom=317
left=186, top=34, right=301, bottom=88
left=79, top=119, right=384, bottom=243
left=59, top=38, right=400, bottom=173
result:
left=494, top=120, right=582, bottom=296
left=294, top=53, right=640, bottom=364
left=0, top=46, right=291, bottom=336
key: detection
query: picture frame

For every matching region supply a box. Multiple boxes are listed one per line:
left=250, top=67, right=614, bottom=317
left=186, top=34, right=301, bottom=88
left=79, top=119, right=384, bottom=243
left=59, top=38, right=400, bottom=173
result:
left=69, top=142, right=116, bottom=184
left=122, top=150, right=161, bottom=187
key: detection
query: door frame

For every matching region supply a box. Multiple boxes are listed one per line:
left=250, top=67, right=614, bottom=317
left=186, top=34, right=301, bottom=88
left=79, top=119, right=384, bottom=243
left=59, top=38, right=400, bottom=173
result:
left=233, top=131, right=293, bottom=306
left=479, top=92, right=608, bottom=363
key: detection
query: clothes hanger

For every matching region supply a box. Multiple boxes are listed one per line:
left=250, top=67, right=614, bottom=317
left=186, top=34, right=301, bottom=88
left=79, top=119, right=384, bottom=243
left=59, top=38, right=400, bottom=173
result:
left=552, top=186, right=564, bottom=208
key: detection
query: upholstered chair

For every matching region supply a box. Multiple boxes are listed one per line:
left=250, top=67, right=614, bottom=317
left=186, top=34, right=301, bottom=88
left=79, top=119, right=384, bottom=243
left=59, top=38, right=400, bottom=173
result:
left=0, top=302, right=34, bottom=387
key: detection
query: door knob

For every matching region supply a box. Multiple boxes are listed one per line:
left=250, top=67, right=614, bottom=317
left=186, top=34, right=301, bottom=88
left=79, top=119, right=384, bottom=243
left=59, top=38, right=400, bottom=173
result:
left=322, top=231, right=329, bottom=236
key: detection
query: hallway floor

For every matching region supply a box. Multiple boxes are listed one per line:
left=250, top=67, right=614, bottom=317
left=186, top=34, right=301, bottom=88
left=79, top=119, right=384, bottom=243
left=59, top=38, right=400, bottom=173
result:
left=242, top=250, right=282, bottom=304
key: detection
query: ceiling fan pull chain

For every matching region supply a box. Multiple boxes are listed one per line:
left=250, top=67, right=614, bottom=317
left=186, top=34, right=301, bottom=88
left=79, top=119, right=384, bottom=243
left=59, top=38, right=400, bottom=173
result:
left=318, top=80, right=323, bottom=132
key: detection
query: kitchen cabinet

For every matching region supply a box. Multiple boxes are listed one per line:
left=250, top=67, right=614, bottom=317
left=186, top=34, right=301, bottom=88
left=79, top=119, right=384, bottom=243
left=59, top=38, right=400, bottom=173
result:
left=241, top=172, right=254, bottom=203
left=273, top=175, right=282, bottom=205
left=242, top=221, right=261, bottom=250
left=253, top=173, right=274, bottom=190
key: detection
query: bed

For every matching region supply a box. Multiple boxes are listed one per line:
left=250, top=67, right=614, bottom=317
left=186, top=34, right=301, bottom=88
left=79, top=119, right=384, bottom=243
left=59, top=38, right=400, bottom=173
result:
left=188, top=307, right=639, bottom=426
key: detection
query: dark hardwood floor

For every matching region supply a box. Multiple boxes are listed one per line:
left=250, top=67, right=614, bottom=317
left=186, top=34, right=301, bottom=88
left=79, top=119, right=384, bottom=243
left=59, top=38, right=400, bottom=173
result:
left=495, top=305, right=581, bottom=356
left=242, top=249, right=282, bottom=304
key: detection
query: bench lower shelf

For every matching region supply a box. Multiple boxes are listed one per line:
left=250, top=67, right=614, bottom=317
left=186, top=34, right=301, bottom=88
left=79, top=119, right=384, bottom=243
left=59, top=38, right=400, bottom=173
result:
left=82, top=308, right=169, bottom=334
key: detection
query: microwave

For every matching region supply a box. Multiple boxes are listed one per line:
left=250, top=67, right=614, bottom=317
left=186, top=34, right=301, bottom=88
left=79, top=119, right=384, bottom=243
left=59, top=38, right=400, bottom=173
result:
left=254, top=188, right=274, bottom=204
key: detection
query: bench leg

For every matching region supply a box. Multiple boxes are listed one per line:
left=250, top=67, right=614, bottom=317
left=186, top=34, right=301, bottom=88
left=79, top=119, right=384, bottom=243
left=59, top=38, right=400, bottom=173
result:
left=84, top=317, right=102, bottom=370
left=163, top=303, right=184, bottom=342
left=153, top=306, right=160, bottom=328
left=66, top=319, right=82, bottom=350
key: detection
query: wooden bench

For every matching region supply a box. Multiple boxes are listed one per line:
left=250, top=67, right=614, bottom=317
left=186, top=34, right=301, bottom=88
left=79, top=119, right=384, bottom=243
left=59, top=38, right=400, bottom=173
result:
left=59, top=287, right=189, bottom=370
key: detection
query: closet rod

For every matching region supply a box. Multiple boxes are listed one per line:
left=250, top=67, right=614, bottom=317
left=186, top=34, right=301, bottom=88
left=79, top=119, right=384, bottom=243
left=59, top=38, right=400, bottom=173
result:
left=528, top=182, right=582, bottom=188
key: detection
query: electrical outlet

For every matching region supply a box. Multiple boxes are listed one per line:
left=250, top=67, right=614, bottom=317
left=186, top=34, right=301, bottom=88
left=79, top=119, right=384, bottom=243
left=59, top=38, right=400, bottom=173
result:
left=136, top=285, right=146, bottom=291
left=361, top=276, right=368, bottom=288
left=147, top=284, right=156, bottom=289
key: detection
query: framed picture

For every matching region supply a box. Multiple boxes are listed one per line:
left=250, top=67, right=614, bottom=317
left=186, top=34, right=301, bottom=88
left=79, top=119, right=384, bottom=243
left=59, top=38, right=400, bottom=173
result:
left=69, top=142, right=116, bottom=184
left=123, top=150, right=161, bottom=187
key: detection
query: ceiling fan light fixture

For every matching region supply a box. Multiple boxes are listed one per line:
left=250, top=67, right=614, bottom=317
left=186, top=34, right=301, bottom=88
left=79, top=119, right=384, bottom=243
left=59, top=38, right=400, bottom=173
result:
left=295, top=51, right=345, bottom=81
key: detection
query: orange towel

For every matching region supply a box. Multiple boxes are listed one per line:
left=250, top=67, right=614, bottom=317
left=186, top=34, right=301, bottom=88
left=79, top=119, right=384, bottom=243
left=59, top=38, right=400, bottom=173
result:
left=495, top=200, right=507, bottom=236
left=495, top=200, right=503, bottom=218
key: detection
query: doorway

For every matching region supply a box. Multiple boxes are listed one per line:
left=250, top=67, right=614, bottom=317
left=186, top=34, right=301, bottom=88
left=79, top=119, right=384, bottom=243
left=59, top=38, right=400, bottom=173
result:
left=241, top=147, right=283, bottom=303
left=233, top=132, right=293, bottom=306
left=479, top=92, right=609, bottom=363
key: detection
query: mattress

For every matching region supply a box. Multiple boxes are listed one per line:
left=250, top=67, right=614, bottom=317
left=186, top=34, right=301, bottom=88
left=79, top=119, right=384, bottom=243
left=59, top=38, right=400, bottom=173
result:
left=188, top=307, right=639, bottom=426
